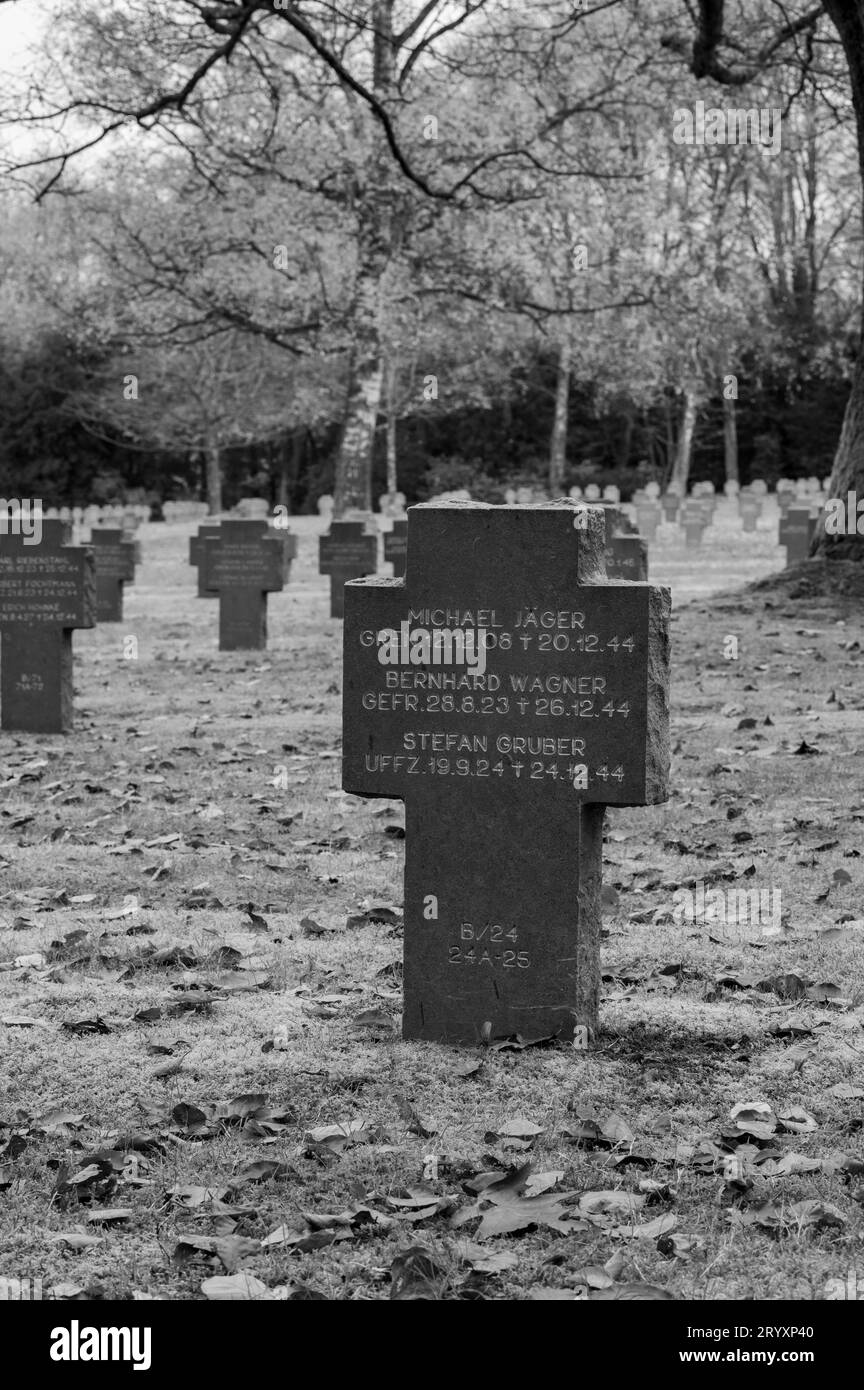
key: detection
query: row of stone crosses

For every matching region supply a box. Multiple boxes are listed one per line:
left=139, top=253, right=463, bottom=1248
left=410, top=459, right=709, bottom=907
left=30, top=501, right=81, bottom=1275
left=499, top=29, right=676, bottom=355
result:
left=0, top=496, right=674, bottom=1044
left=0, top=476, right=829, bottom=741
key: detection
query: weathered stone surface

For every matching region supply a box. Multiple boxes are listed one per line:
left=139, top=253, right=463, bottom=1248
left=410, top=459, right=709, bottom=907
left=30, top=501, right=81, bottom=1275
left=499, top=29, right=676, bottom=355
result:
left=90, top=529, right=137, bottom=622
left=201, top=520, right=285, bottom=651
left=0, top=520, right=95, bottom=732
left=319, top=521, right=377, bottom=619
left=342, top=502, right=670, bottom=1045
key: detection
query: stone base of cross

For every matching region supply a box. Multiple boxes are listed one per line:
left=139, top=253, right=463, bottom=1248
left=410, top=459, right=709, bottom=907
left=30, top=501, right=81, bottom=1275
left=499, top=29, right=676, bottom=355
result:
left=342, top=501, right=670, bottom=1045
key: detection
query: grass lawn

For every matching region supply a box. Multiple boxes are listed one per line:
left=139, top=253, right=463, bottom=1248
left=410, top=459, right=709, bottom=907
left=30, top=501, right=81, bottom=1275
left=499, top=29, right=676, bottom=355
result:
left=1, top=514, right=863, bottom=1302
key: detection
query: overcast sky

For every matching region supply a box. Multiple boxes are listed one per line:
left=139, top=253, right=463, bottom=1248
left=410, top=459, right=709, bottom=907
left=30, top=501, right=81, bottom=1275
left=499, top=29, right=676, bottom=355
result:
left=0, top=0, right=47, bottom=66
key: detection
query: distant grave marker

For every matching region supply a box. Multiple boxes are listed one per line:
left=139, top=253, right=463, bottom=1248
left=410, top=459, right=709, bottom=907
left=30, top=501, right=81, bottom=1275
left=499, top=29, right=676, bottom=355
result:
left=606, top=532, right=648, bottom=580
left=342, top=502, right=671, bottom=1044
left=189, top=523, right=222, bottom=598
left=780, top=505, right=817, bottom=564
left=738, top=494, right=761, bottom=533
left=0, top=520, right=95, bottom=732
left=634, top=500, right=662, bottom=543
left=379, top=492, right=407, bottom=518
left=201, top=520, right=285, bottom=650
left=234, top=497, right=270, bottom=520
left=384, top=519, right=408, bottom=578
left=679, top=499, right=707, bottom=548
left=90, top=529, right=137, bottom=621
left=319, top=520, right=378, bottom=619
left=584, top=484, right=601, bottom=501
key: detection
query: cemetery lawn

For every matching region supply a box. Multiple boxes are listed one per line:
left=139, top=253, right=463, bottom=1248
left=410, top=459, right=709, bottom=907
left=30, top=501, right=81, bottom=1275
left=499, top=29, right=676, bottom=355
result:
left=1, top=525, right=863, bottom=1303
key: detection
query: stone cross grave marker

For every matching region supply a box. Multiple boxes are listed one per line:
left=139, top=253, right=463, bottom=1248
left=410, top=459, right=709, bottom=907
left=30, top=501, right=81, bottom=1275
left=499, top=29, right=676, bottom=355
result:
left=384, top=519, right=408, bottom=579
left=319, top=520, right=378, bottom=619
left=0, top=519, right=95, bottom=732
left=738, top=494, right=761, bottom=534
left=189, top=522, right=222, bottom=597
left=596, top=504, right=648, bottom=581
left=679, top=499, right=707, bottom=548
left=271, top=515, right=298, bottom=581
left=90, top=529, right=137, bottom=621
left=342, top=501, right=671, bottom=1045
left=201, top=520, right=285, bottom=650
left=634, top=500, right=661, bottom=543
left=780, top=505, right=817, bottom=564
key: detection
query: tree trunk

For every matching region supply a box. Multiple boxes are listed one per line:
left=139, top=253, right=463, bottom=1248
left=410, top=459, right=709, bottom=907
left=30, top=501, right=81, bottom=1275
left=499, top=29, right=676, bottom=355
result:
left=385, top=358, right=398, bottom=494
left=549, top=336, right=571, bottom=493
left=276, top=439, right=288, bottom=510
left=723, top=389, right=738, bottom=485
left=205, top=445, right=222, bottom=515
left=333, top=0, right=397, bottom=517
left=814, top=0, right=864, bottom=559
left=670, top=389, right=698, bottom=493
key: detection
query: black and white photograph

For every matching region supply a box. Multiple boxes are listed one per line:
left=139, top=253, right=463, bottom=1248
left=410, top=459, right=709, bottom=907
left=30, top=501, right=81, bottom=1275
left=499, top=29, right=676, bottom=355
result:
left=0, top=0, right=862, bottom=1352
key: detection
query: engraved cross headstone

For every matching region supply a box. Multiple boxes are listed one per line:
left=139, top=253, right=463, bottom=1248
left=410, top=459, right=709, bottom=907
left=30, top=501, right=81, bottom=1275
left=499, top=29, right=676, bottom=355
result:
left=0, top=519, right=95, bottom=732
left=319, top=520, right=378, bottom=619
left=781, top=506, right=816, bottom=564
left=342, top=502, right=670, bottom=1045
left=201, top=520, right=284, bottom=651
left=189, top=523, right=222, bottom=598
left=90, top=529, right=137, bottom=622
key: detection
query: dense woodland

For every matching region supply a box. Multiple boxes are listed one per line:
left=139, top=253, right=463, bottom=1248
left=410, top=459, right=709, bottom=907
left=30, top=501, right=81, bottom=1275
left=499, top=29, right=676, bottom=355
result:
left=1, top=1, right=863, bottom=541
